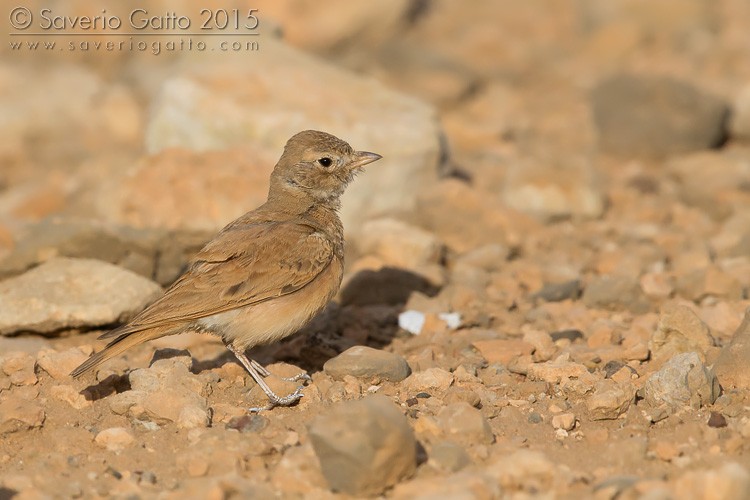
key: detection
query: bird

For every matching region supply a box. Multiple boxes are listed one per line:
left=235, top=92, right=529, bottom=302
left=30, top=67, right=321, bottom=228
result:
left=70, top=130, right=382, bottom=411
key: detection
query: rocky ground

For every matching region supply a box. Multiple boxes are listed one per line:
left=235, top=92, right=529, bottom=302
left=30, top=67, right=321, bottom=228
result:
left=3, top=1, right=750, bottom=499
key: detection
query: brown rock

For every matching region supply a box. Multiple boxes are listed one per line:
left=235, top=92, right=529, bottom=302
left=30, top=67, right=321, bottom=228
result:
left=473, top=339, right=535, bottom=365
left=587, top=380, right=636, bottom=420
left=644, top=352, right=719, bottom=410
left=324, top=346, right=411, bottom=383
left=36, top=347, right=92, bottom=379
left=400, top=367, right=454, bottom=394
left=94, top=428, right=135, bottom=451
left=650, top=305, right=715, bottom=362
left=0, top=258, right=162, bottom=336
left=0, top=397, right=45, bottom=433
left=527, top=357, right=589, bottom=384
left=436, top=402, right=494, bottom=445
left=309, top=395, right=417, bottom=497
left=50, top=385, right=91, bottom=410
left=711, top=308, right=750, bottom=389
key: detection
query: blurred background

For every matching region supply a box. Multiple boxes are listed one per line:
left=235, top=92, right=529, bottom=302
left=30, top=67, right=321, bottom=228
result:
left=3, top=0, right=750, bottom=269
left=3, top=0, right=750, bottom=335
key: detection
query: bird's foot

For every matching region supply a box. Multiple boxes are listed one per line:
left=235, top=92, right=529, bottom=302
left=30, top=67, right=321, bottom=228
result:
left=281, top=372, right=312, bottom=383
left=248, top=386, right=305, bottom=413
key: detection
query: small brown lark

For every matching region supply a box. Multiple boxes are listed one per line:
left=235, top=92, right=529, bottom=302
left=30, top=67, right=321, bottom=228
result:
left=71, top=130, right=381, bottom=411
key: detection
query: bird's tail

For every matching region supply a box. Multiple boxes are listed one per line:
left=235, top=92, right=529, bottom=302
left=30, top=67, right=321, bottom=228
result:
left=70, top=329, right=161, bottom=378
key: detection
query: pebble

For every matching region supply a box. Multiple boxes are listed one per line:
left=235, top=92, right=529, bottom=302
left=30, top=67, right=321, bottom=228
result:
left=0, top=258, right=162, bottom=336
left=2, top=353, right=37, bottom=386
left=324, top=346, right=411, bottom=382
left=551, top=413, right=576, bottom=431
left=94, top=428, right=134, bottom=452
left=473, top=339, right=535, bottom=365
left=50, top=384, right=91, bottom=409
left=36, top=347, right=92, bottom=379
left=0, top=397, right=45, bottom=433
left=707, top=412, right=728, bottom=428
left=644, top=352, right=720, bottom=410
left=436, top=402, right=494, bottom=445
left=527, top=356, right=589, bottom=384
left=587, top=380, right=636, bottom=420
left=400, top=367, right=454, bottom=394
left=108, top=350, right=209, bottom=427
left=650, top=305, right=714, bottom=362
left=308, top=395, right=417, bottom=497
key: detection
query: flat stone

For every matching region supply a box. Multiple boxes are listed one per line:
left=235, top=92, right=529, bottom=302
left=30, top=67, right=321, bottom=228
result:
left=0, top=258, right=162, bottom=336
left=324, top=346, right=411, bottom=383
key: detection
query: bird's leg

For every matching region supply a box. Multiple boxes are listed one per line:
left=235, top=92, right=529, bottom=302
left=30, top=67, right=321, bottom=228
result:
left=224, top=342, right=306, bottom=412
left=248, top=358, right=312, bottom=383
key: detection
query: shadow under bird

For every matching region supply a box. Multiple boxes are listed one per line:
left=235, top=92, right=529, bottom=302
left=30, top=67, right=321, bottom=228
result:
left=70, top=130, right=382, bottom=411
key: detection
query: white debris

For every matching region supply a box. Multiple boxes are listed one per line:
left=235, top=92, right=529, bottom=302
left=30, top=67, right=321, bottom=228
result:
left=398, top=310, right=426, bottom=335
left=439, top=312, right=462, bottom=329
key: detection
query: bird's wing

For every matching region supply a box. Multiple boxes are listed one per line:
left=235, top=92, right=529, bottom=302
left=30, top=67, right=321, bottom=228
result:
left=98, top=221, right=334, bottom=339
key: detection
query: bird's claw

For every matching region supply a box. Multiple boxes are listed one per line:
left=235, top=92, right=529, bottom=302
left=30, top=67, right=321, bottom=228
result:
left=248, top=385, right=305, bottom=413
left=282, top=372, right=312, bottom=383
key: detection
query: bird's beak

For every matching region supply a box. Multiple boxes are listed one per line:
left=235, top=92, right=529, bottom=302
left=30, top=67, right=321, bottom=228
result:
left=348, top=151, right=382, bottom=169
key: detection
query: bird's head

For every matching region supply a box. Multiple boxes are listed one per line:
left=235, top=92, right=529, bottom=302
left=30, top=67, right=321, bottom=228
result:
left=268, top=130, right=381, bottom=207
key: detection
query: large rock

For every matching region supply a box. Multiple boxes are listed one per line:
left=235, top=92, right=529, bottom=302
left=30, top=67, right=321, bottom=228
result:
left=309, top=395, right=417, bottom=496
left=324, top=346, right=411, bottom=383
left=0, top=258, right=162, bottom=335
left=101, top=39, right=444, bottom=232
left=591, top=74, right=729, bottom=158
left=644, top=352, right=720, bottom=410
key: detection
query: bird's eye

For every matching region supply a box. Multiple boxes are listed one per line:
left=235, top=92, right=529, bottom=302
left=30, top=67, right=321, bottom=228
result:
left=318, top=157, right=333, bottom=167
